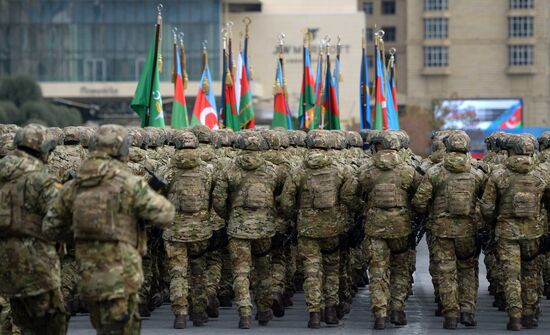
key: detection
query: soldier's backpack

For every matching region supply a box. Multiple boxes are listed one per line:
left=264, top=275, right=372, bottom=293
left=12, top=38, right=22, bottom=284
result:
left=370, top=173, right=408, bottom=209
left=511, top=175, right=540, bottom=219
left=169, top=168, right=208, bottom=213
left=0, top=177, right=44, bottom=239
left=301, top=166, right=338, bottom=209
left=233, top=166, right=274, bottom=210
left=446, top=173, right=476, bottom=216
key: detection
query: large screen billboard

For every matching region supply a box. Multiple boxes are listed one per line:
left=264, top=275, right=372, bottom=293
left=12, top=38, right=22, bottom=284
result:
left=435, top=99, right=522, bottom=130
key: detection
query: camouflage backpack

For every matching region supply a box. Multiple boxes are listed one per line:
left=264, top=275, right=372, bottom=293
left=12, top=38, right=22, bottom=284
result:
left=370, top=173, right=408, bottom=209
left=233, top=161, right=275, bottom=210
left=301, top=166, right=339, bottom=209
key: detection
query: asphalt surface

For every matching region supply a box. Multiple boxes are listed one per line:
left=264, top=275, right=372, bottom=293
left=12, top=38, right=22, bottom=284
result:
left=69, top=239, right=550, bottom=334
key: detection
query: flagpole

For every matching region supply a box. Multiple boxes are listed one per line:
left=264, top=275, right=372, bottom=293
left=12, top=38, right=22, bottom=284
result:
left=179, top=32, right=187, bottom=89
left=360, top=30, right=367, bottom=129
left=302, top=32, right=308, bottom=129
left=145, top=4, right=162, bottom=127
left=322, top=35, right=331, bottom=130
left=171, top=27, right=177, bottom=84
left=220, top=29, right=228, bottom=127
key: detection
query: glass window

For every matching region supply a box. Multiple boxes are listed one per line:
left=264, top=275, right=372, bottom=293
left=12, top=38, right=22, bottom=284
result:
left=424, top=46, right=449, bottom=67
left=425, top=0, right=448, bottom=11
left=424, top=18, right=449, bottom=39
left=362, top=1, right=373, bottom=15
left=509, top=44, right=534, bottom=65
left=510, top=0, right=534, bottom=9
left=367, top=28, right=374, bottom=42
left=508, top=16, right=534, bottom=37
left=382, top=1, right=396, bottom=15
left=382, top=27, right=396, bottom=41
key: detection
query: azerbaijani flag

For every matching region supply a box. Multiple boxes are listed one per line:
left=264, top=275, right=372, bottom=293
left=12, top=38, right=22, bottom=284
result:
left=359, top=43, right=371, bottom=129
left=191, top=64, right=218, bottom=129
left=298, top=46, right=316, bottom=130
left=237, top=52, right=255, bottom=129
left=272, top=59, right=292, bottom=129
left=171, top=47, right=189, bottom=129
left=373, top=48, right=388, bottom=130
left=311, top=53, right=324, bottom=129
left=223, top=56, right=240, bottom=131
left=489, top=102, right=523, bottom=129
left=322, top=54, right=340, bottom=130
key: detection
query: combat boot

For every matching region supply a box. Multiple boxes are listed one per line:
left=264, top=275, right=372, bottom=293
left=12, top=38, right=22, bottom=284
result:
left=443, top=316, right=458, bottom=329
left=373, top=316, right=386, bottom=330
left=206, top=294, right=219, bottom=318
left=545, top=284, right=550, bottom=300
left=435, top=303, right=443, bottom=317
left=460, top=312, right=477, bottom=327
left=191, top=312, right=207, bottom=327
left=257, top=309, right=273, bottom=326
left=272, top=293, right=285, bottom=318
left=390, top=310, right=407, bottom=326
left=507, top=317, right=521, bottom=331
left=308, top=312, right=321, bottom=329
left=173, top=314, right=187, bottom=329
left=324, top=306, right=338, bottom=325
left=239, top=315, right=251, bottom=329
left=521, top=315, right=537, bottom=329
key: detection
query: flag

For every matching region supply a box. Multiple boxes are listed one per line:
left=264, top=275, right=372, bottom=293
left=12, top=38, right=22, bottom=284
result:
left=390, top=60, right=400, bottom=129
left=191, top=63, right=218, bottom=129
left=238, top=52, right=255, bottom=128
left=272, top=59, right=292, bottom=129
left=373, top=47, right=388, bottom=130
left=322, top=54, right=340, bottom=130
left=298, top=46, right=316, bottom=129
left=359, top=39, right=371, bottom=129
left=385, top=55, right=399, bottom=130
left=310, top=52, right=324, bottom=130
left=334, top=55, right=341, bottom=104
left=222, top=48, right=240, bottom=131
left=131, top=29, right=165, bottom=128
left=172, top=47, right=189, bottom=129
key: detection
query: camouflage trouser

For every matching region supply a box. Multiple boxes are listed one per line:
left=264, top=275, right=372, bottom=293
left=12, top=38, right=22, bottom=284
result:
left=61, top=254, right=79, bottom=312
left=205, top=250, right=223, bottom=298
left=432, top=236, right=478, bottom=317
left=299, top=236, right=340, bottom=312
left=1, top=295, right=19, bottom=335
left=164, top=240, right=209, bottom=316
left=228, top=237, right=272, bottom=316
left=218, top=248, right=233, bottom=298
left=339, top=249, right=352, bottom=304
left=367, top=236, right=410, bottom=317
left=10, top=289, right=67, bottom=335
left=138, top=235, right=155, bottom=306
left=426, top=231, right=440, bottom=300
left=497, top=238, right=540, bottom=318
left=285, top=244, right=297, bottom=295
left=87, top=293, right=140, bottom=335
left=408, top=248, right=416, bottom=283
left=544, top=253, right=550, bottom=292
left=271, top=245, right=287, bottom=296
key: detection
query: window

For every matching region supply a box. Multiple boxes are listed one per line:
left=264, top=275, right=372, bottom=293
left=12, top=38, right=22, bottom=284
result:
left=425, top=0, right=448, bottom=11
left=424, top=46, right=448, bottom=67
left=228, top=3, right=262, bottom=12
left=508, top=16, right=534, bottom=37
left=510, top=0, right=534, bottom=9
left=367, top=28, right=374, bottom=42
left=382, top=1, right=396, bottom=14
left=362, top=1, right=373, bottom=15
left=424, top=18, right=449, bottom=39
left=84, top=58, right=106, bottom=81
left=383, top=26, right=396, bottom=41
left=509, top=45, right=534, bottom=65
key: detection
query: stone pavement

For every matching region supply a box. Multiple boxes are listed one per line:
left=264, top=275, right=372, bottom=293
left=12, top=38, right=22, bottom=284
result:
left=68, top=239, right=550, bottom=334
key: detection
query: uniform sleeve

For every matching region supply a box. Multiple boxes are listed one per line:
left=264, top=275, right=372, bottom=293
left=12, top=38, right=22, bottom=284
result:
left=480, top=175, right=498, bottom=222
left=42, top=181, right=73, bottom=242
left=133, top=177, right=175, bottom=228
left=212, top=167, right=230, bottom=219
left=412, top=174, right=433, bottom=214
left=280, top=172, right=299, bottom=219
left=340, top=166, right=360, bottom=211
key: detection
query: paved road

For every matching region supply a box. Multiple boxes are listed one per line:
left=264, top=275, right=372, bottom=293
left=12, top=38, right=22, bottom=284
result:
left=69, top=239, right=550, bottom=334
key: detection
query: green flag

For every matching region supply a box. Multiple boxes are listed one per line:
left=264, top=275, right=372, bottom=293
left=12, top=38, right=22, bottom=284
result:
left=131, top=33, right=165, bottom=128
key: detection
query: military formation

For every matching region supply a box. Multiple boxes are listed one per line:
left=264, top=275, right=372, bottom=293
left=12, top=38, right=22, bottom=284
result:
left=0, top=123, right=549, bottom=334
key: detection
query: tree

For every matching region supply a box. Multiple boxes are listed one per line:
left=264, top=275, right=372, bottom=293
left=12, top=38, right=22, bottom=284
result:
left=0, top=76, right=43, bottom=107
left=0, top=101, right=24, bottom=124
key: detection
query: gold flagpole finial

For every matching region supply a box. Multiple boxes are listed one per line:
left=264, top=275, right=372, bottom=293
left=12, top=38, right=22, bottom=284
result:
left=156, top=4, right=163, bottom=73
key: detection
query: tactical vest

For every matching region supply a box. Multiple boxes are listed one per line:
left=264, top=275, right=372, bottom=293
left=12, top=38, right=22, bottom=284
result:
left=499, top=171, right=544, bottom=219
left=299, top=166, right=339, bottom=210
left=72, top=174, right=138, bottom=246
left=232, top=166, right=274, bottom=210
left=168, top=168, right=209, bottom=213
left=366, top=169, right=408, bottom=209
left=0, top=175, right=44, bottom=240
left=432, top=169, right=477, bottom=217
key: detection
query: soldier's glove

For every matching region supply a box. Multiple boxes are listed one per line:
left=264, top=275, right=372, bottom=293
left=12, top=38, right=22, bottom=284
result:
left=144, top=167, right=168, bottom=192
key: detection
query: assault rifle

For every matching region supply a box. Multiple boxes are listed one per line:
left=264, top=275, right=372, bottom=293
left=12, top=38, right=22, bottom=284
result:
left=144, top=166, right=167, bottom=192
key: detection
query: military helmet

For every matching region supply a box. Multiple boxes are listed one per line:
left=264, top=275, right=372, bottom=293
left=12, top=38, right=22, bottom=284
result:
left=261, top=130, right=289, bottom=150
left=370, top=131, right=401, bottom=151
left=128, top=128, right=146, bottom=148
left=506, top=134, right=536, bottom=156
left=234, top=132, right=269, bottom=151
left=211, top=129, right=235, bottom=148
left=538, top=131, right=550, bottom=150
left=346, top=131, right=363, bottom=148
left=172, top=130, right=199, bottom=149
left=288, top=130, right=307, bottom=147
left=444, top=132, right=470, bottom=153
left=485, top=131, right=505, bottom=151
left=305, top=129, right=333, bottom=149
left=192, top=125, right=212, bottom=144
left=0, top=133, right=15, bottom=158
left=14, top=124, right=57, bottom=157
left=79, top=127, right=95, bottom=148
left=145, top=127, right=166, bottom=148
left=330, top=130, right=349, bottom=150
left=395, top=130, right=410, bottom=149
left=63, top=126, right=82, bottom=144
left=89, top=124, right=131, bottom=158
left=46, top=127, right=64, bottom=145
left=0, top=124, right=19, bottom=136
left=274, top=130, right=290, bottom=148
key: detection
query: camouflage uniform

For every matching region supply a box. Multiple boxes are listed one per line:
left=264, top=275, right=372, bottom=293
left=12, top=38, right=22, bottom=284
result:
left=354, top=131, right=420, bottom=329
left=212, top=132, right=285, bottom=329
left=481, top=134, right=550, bottom=330
left=0, top=124, right=67, bottom=335
left=163, top=131, right=213, bottom=328
left=413, top=132, right=485, bottom=329
left=43, top=125, right=175, bottom=335
left=280, top=130, right=356, bottom=328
